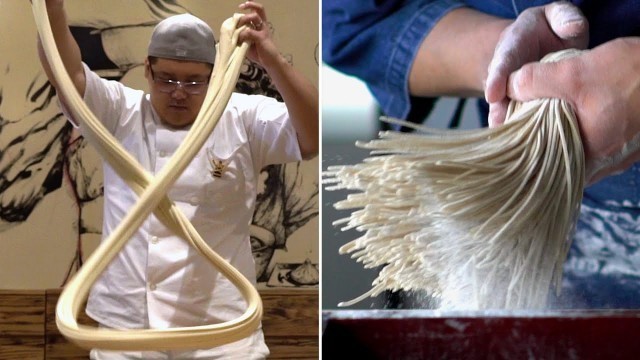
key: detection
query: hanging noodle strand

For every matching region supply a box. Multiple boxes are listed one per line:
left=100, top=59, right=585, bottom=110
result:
left=324, top=49, right=585, bottom=310
left=33, top=0, right=263, bottom=350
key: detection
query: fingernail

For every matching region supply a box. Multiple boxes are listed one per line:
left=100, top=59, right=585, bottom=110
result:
left=555, top=3, right=584, bottom=24
left=562, top=17, right=584, bottom=26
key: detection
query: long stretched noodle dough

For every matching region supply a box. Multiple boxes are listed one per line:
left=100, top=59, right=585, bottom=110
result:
left=32, top=0, right=263, bottom=350
left=324, top=49, right=585, bottom=310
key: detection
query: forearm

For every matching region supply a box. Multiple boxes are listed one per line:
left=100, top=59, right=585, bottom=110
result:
left=262, top=55, right=319, bottom=160
left=409, top=7, right=511, bottom=97
left=36, top=0, right=85, bottom=96
left=234, top=1, right=317, bottom=158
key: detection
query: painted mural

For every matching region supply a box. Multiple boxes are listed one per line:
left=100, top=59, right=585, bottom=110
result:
left=0, top=0, right=318, bottom=289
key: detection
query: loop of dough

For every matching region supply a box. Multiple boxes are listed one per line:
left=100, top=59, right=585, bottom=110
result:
left=33, top=0, right=263, bottom=350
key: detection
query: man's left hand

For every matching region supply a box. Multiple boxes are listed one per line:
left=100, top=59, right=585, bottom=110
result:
left=237, top=1, right=281, bottom=70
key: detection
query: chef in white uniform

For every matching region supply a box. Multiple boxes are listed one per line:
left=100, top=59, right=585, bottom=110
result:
left=36, top=1, right=318, bottom=358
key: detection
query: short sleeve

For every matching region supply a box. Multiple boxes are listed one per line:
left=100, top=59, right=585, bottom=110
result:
left=59, top=63, right=144, bottom=137
left=231, top=93, right=301, bottom=170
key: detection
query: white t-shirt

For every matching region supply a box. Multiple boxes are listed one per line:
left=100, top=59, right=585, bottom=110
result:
left=67, top=64, right=301, bottom=359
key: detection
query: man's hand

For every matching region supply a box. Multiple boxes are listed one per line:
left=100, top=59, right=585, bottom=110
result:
left=506, top=38, right=640, bottom=184
left=485, top=1, right=589, bottom=127
left=237, top=1, right=281, bottom=71
left=235, top=0, right=318, bottom=159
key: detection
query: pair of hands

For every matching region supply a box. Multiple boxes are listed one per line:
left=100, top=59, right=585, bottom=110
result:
left=37, top=0, right=281, bottom=73
left=237, top=1, right=281, bottom=71
left=485, top=1, right=640, bottom=184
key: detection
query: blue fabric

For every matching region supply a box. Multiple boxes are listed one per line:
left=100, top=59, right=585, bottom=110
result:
left=323, top=0, right=640, bottom=308
left=323, top=0, right=640, bottom=119
left=551, top=166, right=640, bottom=308
left=323, top=0, right=466, bottom=120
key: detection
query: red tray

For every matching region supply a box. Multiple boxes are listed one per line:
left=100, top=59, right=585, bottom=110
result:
left=322, top=309, right=640, bottom=359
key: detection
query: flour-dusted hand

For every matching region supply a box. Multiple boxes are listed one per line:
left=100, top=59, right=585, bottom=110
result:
left=486, top=1, right=588, bottom=127
left=506, top=38, right=640, bottom=184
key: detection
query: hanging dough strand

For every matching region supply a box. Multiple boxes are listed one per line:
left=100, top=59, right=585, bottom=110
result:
left=33, top=0, right=263, bottom=351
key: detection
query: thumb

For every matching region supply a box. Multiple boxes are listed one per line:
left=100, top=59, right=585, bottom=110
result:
left=506, top=60, right=575, bottom=102
left=545, top=2, right=589, bottom=44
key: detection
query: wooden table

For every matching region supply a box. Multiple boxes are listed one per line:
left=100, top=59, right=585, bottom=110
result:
left=0, top=288, right=317, bottom=359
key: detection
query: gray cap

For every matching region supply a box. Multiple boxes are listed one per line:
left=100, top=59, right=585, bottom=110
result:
left=148, top=13, right=216, bottom=64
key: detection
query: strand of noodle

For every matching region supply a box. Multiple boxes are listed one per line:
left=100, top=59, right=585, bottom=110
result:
left=323, top=49, right=585, bottom=309
left=33, top=0, right=262, bottom=350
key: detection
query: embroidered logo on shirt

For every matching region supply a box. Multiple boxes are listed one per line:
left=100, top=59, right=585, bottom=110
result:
left=207, top=148, right=228, bottom=178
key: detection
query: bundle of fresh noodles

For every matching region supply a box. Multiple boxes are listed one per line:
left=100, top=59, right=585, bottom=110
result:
left=324, top=49, right=585, bottom=310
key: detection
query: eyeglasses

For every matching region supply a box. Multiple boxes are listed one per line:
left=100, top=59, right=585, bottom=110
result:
left=149, top=66, right=210, bottom=95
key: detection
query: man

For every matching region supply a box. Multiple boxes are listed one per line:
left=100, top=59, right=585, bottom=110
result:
left=37, top=0, right=318, bottom=358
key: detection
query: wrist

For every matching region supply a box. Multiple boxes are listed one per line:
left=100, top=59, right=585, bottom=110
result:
left=260, top=50, right=288, bottom=75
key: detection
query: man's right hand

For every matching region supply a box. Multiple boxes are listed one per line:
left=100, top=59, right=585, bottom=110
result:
left=485, top=1, right=589, bottom=127
left=506, top=38, right=640, bottom=184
